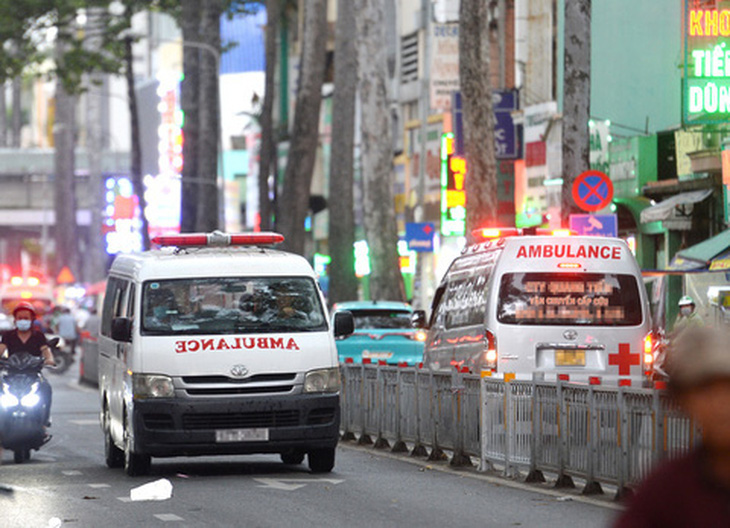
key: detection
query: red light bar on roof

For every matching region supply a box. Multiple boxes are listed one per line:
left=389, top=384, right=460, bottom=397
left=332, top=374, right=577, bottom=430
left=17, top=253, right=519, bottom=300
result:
left=151, top=231, right=285, bottom=247
left=472, top=227, right=519, bottom=240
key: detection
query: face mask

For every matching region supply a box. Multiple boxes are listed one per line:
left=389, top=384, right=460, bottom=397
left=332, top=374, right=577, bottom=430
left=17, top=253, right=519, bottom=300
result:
left=16, top=320, right=32, bottom=331
left=680, top=307, right=692, bottom=317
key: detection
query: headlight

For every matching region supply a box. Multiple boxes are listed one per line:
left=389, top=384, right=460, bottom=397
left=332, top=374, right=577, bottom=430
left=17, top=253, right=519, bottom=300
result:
left=304, top=368, right=340, bottom=393
left=21, top=382, right=40, bottom=407
left=132, top=374, right=175, bottom=399
left=1, top=392, right=19, bottom=408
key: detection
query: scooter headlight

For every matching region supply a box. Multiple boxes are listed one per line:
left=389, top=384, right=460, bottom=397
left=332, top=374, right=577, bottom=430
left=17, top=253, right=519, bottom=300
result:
left=1, top=384, right=19, bottom=408
left=21, top=383, right=40, bottom=407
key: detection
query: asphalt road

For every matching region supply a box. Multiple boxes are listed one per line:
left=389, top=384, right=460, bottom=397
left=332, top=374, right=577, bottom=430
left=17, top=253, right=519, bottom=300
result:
left=0, top=364, right=622, bottom=528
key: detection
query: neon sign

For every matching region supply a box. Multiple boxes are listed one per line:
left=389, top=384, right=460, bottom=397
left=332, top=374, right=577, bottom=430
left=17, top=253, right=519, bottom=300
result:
left=684, top=3, right=730, bottom=124
left=440, top=132, right=466, bottom=236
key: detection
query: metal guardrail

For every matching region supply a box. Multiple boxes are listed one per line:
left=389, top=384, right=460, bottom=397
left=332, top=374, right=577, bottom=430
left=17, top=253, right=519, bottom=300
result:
left=340, top=363, right=701, bottom=496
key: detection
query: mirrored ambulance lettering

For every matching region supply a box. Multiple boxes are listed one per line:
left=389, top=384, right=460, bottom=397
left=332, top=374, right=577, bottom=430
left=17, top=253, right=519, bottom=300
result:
left=175, top=336, right=300, bottom=353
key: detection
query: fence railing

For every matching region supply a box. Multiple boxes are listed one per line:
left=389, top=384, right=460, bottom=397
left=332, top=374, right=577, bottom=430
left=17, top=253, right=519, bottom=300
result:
left=340, top=363, right=701, bottom=496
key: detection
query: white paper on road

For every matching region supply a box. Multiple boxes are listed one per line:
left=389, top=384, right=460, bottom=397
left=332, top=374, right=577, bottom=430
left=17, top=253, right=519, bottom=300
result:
left=47, top=518, right=62, bottom=528
left=130, top=478, right=173, bottom=501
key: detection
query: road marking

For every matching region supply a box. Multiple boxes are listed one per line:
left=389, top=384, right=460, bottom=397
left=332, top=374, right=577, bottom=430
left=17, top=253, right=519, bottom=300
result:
left=154, top=514, right=184, bottom=522
left=117, top=497, right=132, bottom=503
left=253, top=478, right=344, bottom=491
left=69, top=419, right=100, bottom=425
left=62, top=470, right=83, bottom=476
left=88, top=483, right=111, bottom=489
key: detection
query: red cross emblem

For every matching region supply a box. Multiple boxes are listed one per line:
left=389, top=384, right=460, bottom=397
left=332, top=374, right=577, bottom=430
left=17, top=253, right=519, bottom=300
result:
left=609, top=343, right=640, bottom=376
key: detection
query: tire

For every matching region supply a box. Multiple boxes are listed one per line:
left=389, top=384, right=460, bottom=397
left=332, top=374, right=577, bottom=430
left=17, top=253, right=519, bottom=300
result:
left=103, top=405, right=123, bottom=469
left=123, top=423, right=151, bottom=477
left=14, top=449, right=30, bottom=464
left=49, top=352, right=71, bottom=375
left=308, top=448, right=335, bottom=473
left=280, top=451, right=305, bottom=465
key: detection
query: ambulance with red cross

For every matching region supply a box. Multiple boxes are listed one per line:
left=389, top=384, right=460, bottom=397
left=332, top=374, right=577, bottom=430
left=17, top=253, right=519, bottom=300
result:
left=418, top=228, right=655, bottom=387
left=98, top=231, right=354, bottom=476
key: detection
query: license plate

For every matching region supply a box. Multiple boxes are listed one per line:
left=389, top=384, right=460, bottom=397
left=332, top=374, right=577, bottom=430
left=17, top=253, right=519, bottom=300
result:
left=555, top=349, right=586, bottom=366
left=215, top=428, right=269, bottom=443
left=363, top=350, right=394, bottom=359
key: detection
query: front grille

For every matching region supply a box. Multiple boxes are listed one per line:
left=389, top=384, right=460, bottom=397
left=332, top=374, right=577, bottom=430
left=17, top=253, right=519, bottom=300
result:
left=143, top=413, right=174, bottom=430
left=185, top=385, right=294, bottom=396
left=182, top=410, right=300, bottom=430
left=182, top=373, right=297, bottom=384
left=307, top=408, right=336, bottom=425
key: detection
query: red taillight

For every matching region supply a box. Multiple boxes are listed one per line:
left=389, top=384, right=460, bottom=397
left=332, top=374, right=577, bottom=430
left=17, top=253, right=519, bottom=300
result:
left=151, top=231, right=285, bottom=247
left=484, top=330, right=497, bottom=368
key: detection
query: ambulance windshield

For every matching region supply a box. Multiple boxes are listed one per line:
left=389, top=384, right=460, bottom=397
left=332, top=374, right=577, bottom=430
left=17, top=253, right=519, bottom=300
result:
left=142, top=277, right=327, bottom=335
left=497, top=272, right=642, bottom=326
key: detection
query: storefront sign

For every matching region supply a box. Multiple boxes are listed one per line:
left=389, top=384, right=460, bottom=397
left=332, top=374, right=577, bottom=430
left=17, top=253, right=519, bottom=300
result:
left=684, top=1, right=730, bottom=124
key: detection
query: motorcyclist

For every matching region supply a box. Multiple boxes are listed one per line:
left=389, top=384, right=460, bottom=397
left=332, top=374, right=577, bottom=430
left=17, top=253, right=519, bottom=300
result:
left=0, top=302, right=55, bottom=421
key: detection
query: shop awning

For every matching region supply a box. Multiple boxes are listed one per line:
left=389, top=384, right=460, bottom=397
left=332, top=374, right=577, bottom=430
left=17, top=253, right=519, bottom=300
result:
left=667, top=229, right=730, bottom=271
left=613, top=196, right=664, bottom=235
left=639, top=189, right=713, bottom=224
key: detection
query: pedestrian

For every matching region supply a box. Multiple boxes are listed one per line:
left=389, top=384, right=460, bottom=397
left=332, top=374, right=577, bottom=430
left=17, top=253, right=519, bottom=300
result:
left=54, top=306, right=80, bottom=355
left=612, top=325, right=730, bottom=527
left=671, top=295, right=704, bottom=337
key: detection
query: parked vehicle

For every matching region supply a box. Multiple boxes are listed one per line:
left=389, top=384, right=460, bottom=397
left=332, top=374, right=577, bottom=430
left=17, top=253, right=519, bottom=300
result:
left=45, top=334, right=74, bottom=375
left=332, top=301, right=426, bottom=365
left=0, top=351, right=53, bottom=463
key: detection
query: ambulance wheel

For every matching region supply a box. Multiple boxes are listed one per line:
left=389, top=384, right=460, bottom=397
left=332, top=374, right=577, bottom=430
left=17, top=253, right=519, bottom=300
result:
left=123, top=425, right=151, bottom=476
left=280, top=451, right=305, bottom=465
left=14, top=449, right=30, bottom=463
left=308, top=448, right=335, bottom=473
left=104, top=406, right=123, bottom=469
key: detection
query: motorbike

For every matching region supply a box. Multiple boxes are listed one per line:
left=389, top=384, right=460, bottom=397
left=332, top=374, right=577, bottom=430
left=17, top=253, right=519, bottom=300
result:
left=0, top=349, right=53, bottom=463
left=45, top=334, right=74, bottom=375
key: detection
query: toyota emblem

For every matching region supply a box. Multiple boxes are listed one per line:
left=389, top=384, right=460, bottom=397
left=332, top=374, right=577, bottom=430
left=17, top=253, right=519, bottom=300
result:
left=230, top=365, right=249, bottom=378
left=563, top=329, right=578, bottom=341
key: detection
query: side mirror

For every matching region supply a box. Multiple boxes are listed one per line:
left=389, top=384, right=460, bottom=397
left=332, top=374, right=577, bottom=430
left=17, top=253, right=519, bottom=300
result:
left=333, top=311, right=354, bottom=338
left=111, top=317, right=133, bottom=342
left=411, top=310, right=428, bottom=329
left=47, top=337, right=60, bottom=349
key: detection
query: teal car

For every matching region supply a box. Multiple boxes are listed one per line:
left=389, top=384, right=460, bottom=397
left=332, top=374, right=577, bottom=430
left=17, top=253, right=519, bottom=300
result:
left=332, top=301, right=426, bottom=365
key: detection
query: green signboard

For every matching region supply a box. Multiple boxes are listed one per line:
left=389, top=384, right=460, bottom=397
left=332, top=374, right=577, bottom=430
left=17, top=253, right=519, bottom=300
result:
left=684, top=0, right=730, bottom=124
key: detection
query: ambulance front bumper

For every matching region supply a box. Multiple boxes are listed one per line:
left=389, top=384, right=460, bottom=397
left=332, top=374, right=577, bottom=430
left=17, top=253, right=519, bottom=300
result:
left=130, top=393, right=340, bottom=457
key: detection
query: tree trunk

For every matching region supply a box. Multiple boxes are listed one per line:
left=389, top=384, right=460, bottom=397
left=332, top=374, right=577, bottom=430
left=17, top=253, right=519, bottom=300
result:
left=196, top=0, right=222, bottom=232
left=180, top=0, right=201, bottom=233
left=258, top=0, right=280, bottom=232
left=0, top=81, right=6, bottom=147
left=357, top=0, right=404, bottom=301
left=85, top=7, right=109, bottom=282
left=11, top=76, right=21, bottom=148
left=561, top=0, right=591, bottom=225
left=125, top=36, right=151, bottom=250
left=53, top=78, right=79, bottom=281
left=460, top=0, right=497, bottom=243
left=327, top=0, right=358, bottom=305
left=277, top=0, right=327, bottom=255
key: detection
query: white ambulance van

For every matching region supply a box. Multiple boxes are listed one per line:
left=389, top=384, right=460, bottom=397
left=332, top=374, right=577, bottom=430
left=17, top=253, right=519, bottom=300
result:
left=418, top=228, right=654, bottom=387
left=98, top=232, right=353, bottom=476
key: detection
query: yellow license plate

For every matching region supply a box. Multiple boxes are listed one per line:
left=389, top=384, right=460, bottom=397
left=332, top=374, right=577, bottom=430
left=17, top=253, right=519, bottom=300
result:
left=555, top=349, right=586, bottom=366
